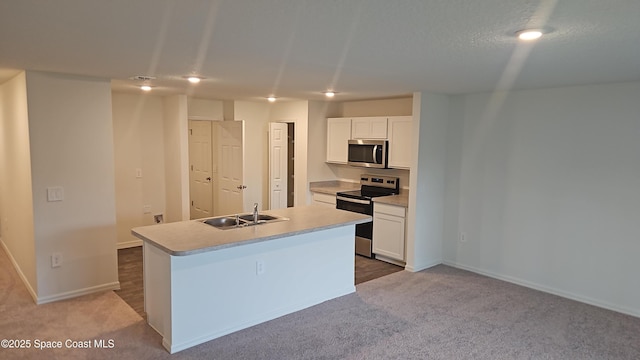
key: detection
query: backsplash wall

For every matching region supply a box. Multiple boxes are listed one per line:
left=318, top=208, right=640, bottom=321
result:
left=327, top=164, right=410, bottom=189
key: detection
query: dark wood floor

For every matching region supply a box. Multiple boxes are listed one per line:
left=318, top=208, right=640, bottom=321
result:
left=115, top=247, right=403, bottom=318
left=114, top=247, right=145, bottom=318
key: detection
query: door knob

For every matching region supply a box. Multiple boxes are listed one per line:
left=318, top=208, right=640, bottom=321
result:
left=237, top=185, right=247, bottom=190
left=206, top=177, right=212, bottom=182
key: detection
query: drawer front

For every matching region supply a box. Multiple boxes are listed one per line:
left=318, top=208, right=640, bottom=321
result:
left=312, top=192, right=336, bottom=205
left=374, top=202, right=405, bottom=217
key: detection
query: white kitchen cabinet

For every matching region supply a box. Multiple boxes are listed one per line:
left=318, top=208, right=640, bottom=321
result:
left=373, top=202, right=406, bottom=263
left=387, top=116, right=413, bottom=169
left=326, top=117, right=351, bottom=163
left=351, top=117, right=388, bottom=139
left=312, top=192, right=336, bottom=207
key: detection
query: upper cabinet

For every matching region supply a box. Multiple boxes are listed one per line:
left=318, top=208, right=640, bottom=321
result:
left=351, top=117, right=388, bottom=139
left=387, top=116, right=413, bottom=169
left=326, top=117, right=351, bottom=164
left=326, top=115, right=413, bottom=168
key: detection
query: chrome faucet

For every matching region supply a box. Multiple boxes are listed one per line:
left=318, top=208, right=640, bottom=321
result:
left=253, top=203, right=259, bottom=224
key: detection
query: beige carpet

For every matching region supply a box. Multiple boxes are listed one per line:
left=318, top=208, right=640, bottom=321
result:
left=2, top=246, right=639, bottom=359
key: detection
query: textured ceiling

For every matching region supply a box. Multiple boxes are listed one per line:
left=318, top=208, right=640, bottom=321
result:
left=1, top=0, right=639, bottom=101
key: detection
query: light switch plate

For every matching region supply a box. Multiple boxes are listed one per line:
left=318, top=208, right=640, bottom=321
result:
left=47, top=186, right=64, bottom=202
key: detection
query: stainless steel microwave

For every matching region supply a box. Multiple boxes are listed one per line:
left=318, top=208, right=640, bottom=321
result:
left=347, top=139, right=388, bottom=168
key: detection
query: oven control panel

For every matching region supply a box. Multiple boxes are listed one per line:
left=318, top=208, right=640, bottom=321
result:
left=360, top=174, right=399, bottom=190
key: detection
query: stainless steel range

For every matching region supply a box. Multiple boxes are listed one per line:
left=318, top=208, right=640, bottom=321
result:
left=336, top=174, right=399, bottom=257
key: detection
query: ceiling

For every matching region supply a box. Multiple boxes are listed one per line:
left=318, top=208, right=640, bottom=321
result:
left=1, top=0, right=639, bottom=101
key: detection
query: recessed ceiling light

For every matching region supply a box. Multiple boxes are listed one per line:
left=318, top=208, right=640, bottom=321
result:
left=140, top=85, right=152, bottom=91
left=324, top=91, right=336, bottom=98
left=187, top=76, right=202, bottom=84
left=516, top=29, right=543, bottom=41
left=267, top=96, right=277, bottom=102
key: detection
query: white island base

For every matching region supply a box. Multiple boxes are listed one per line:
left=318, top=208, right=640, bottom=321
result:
left=143, top=225, right=356, bottom=354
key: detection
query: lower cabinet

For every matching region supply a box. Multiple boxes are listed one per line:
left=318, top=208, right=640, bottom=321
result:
left=312, top=192, right=336, bottom=207
left=372, top=202, right=406, bottom=264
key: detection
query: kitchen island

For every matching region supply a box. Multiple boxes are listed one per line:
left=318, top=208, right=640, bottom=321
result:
left=131, top=205, right=370, bottom=354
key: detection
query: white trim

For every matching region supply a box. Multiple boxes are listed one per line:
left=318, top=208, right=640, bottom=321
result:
left=36, top=281, right=121, bottom=305
left=117, top=239, right=142, bottom=249
left=374, top=253, right=406, bottom=267
left=443, top=261, right=640, bottom=319
left=404, top=259, right=441, bottom=273
left=0, top=239, right=38, bottom=303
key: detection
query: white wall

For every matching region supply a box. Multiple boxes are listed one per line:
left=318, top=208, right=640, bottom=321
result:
left=443, top=82, right=640, bottom=317
left=112, top=93, right=166, bottom=248
left=163, top=95, right=190, bottom=222
left=306, top=101, right=341, bottom=189
left=340, top=97, right=413, bottom=117
left=0, top=72, right=37, bottom=298
left=25, top=71, right=118, bottom=302
left=234, top=101, right=270, bottom=211
left=188, top=98, right=224, bottom=120
left=268, top=101, right=309, bottom=206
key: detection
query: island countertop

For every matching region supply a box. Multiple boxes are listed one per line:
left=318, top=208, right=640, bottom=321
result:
left=132, top=205, right=370, bottom=256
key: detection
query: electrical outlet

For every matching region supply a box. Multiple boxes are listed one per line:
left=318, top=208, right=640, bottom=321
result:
left=51, top=252, right=62, bottom=268
left=256, top=261, right=265, bottom=276
left=143, top=205, right=151, bottom=214
left=459, top=232, right=467, bottom=243
left=47, top=186, right=64, bottom=202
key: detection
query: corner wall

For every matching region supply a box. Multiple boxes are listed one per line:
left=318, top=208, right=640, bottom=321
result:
left=25, top=71, right=118, bottom=302
left=163, top=95, right=190, bottom=222
left=234, top=101, right=270, bottom=211
left=306, top=101, right=341, bottom=199
left=406, top=92, right=448, bottom=271
left=0, top=72, right=37, bottom=299
left=444, top=82, right=640, bottom=317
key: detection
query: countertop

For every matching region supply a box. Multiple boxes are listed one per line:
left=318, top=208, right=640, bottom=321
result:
left=309, top=180, right=359, bottom=195
left=373, top=191, right=409, bottom=207
left=131, top=206, right=370, bottom=256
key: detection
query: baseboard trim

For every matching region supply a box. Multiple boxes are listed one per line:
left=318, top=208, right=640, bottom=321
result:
left=117, top=240, right=142, bottom=249
left=36, top=281, right=121, bottom=305
left=404, top=259, right=441, bottom=273
left=0, top=239, right=38, bottom=303
left=374, top=254, right=406, bottom=267
left=443, top=260, right=640, bottom=319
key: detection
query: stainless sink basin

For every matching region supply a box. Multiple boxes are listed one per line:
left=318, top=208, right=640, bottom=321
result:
left=237, top=214, right=280, bottom=222
left=201, top=213, right=289, bottom=230
left=202, top=216, right=245, bottom=229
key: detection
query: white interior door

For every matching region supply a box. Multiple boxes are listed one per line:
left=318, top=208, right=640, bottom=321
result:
left=217, top=120, right=244, bottom=215
left=269, top=122, right=288, bottom=209
left=188, top=120, right=213, bottom=219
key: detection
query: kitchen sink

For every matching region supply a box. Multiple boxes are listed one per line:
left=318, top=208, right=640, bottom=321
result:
left=237, top=214, right=281, bottom=222
left=201, top=213, right=289, bottom=230
left=202, top=216, right=245, bottom=229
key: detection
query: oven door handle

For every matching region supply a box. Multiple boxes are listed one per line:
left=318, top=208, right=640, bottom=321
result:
left=337, top=196, right=371, bottom=205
